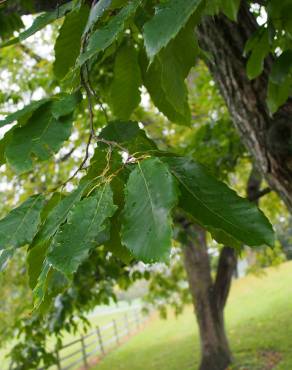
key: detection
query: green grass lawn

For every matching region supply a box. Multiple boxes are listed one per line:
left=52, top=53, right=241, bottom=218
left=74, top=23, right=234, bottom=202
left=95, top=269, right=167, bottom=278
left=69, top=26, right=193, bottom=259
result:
left=93, top=261, right=292, bottom=370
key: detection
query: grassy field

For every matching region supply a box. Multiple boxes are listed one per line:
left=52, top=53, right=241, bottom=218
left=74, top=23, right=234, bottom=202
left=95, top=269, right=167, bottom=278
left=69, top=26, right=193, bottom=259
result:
left=93, top=261, right=292, bottom=370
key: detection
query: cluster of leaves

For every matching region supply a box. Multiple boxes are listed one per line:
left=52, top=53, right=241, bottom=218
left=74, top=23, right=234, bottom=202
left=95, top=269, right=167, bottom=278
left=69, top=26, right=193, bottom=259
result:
left=0, top=0, right=276, bottom=315
left=245, top=1, right=292, bottom=112
left=0, top=116, right=274, bottom=314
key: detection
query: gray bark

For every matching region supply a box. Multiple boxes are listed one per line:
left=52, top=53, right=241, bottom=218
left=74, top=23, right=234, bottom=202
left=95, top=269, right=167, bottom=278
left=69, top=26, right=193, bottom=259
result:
left=179, top=218, right=234, bottom=370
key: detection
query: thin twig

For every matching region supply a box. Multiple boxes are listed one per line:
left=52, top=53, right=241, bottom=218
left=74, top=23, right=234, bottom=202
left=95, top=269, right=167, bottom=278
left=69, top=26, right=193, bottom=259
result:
left=51, top=133, right=92, bottom=192
left=248, top=187, right=272, bottom=202
left=81, top=69, right=134, bottom=155
left=255, top=187, right=272, bottom=200
left=18, top=44, right=44, bottom=63
left=57, top=147, right=75, bottom=163
left=81, top=68, right=96, bottom=137
left=87, top=76, right=109, bottom=123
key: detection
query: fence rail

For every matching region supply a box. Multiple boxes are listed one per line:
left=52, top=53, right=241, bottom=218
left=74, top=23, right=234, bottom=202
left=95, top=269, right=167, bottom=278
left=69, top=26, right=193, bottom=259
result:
left=37, top=306, right=150, bottom=370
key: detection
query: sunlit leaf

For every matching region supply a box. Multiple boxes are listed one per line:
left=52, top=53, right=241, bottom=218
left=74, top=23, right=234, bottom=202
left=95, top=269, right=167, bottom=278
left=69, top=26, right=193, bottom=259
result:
left=48, top=183, right=117, bottom=276
left=121, top=158, right=178, bottom=262
left=0, top=195, right=45, bottom=251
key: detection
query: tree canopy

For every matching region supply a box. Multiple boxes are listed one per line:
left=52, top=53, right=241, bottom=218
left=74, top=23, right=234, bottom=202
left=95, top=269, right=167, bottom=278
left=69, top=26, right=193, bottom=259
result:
left=0, top=0, right=278, bottom=312
left=0, top=1, right=291, bottom=368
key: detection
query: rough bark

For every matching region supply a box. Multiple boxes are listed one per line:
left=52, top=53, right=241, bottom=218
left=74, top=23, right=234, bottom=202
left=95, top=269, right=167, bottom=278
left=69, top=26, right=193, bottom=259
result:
left=197, top=2, right=292, bottom=213
left=180, top=218, right=234, bottom=370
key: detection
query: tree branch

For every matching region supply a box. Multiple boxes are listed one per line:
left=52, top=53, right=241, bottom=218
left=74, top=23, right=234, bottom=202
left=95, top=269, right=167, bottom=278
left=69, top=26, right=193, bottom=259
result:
left=214, top=247, right=237, bottom=311
left=57, top=148, right=75, bottom=163
left=18, top=44, right=45, bottom=63
left=255, top=187, right=271, bottom=199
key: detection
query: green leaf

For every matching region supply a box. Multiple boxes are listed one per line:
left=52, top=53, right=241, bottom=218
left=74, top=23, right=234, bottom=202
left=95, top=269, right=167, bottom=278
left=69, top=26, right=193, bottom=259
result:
left=141, top=54, right=188, bottom=124
left=48, top=183, right=117, bottom=277
left=0, top=92, right=80, bottom=129
left=99, top=120, right=157, bottom=153
left=0, top=2, right=73, bottom=48
left=33, top=262, right=51, bottom=309
left=141, top=21, right=197, bottom=125
left=219, top=0, right=240, bottom=21
left=105, top=213, right=133, bottom=263
left=0, top=98, right=50, bottom=128
left=27, top=181, right=89, bottom=288
left=36, top=182, right=89, bottom=243
left=85, top=148, right=123, bottom=182
left=270, top=50, right=292, bottom=84
left=267, top=78, right=291, bottom=113
left=33, top=263, right=68, bottom=311
left=5, top=99, right=75, bottom=174
left=27, top=241, right=50, bottom=289
left=246, top=28, right=270, bottom=80
left=0, top=13, right=24, bottom=40
left=159, top=23, right=197, bottom=123
left=52, top=92, right=81, bottom=118
left=83, top=0, right=112, bottom=35
left=77, top=0, right=141, bottom=66
left=283, top=10, right=292, bottom=37
left=0, top=195, right=45, bottom=251
left=105, top=173, right=133, bottom=263
left=0, top=249, right=14, bottom=272
left=163, top=157, right=275, bottom=247
left=121, top=157, right=178, bottom=262
left=269, top=2, right=292, bottom=37
left=110, top=44, right=141, bottom=119
left=143, top=0, right=202, bottom=62
left=54, top=5, right=89, bottom=79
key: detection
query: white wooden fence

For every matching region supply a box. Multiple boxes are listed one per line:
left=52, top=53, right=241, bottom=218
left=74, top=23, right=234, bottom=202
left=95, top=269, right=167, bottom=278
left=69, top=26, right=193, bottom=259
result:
left=38, top=306, right=150, bottom=370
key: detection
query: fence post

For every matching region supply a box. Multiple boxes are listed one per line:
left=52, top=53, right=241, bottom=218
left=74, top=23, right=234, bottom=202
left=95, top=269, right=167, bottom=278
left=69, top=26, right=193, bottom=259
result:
left=125, top=313, right=130, bottom=336
left=80, top=335, right=88, bottom=368
left=55, top=349, right=61, bottom=370
left=113, top=319, right=119, bottom=345
left=96, top=325, right=105, bottom=356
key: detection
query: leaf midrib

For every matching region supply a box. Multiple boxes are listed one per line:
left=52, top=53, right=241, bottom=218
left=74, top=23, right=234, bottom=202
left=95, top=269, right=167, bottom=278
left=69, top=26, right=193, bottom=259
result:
left=137, top=161, right=157, bottom=229
left=171, top=168, right=258, bottom=243
left=8, top=195, right=42, bottom=247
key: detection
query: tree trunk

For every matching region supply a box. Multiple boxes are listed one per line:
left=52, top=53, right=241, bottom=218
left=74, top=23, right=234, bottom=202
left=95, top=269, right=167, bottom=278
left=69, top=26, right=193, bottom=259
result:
left=197, top=2, right=292, bottom=213
left=179, top=165, right=265, bottom=370
left=180, top=219, right=234, bottom=370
